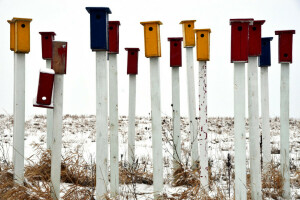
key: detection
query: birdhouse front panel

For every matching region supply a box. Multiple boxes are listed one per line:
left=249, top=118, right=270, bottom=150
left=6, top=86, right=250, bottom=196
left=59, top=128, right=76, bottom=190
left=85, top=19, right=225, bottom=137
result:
left=275, top=30, right=295, bottom=63
left=230, top=19, right=254, bottom=63
left=259, top=37, right=273, bottom=67
left=109, top=21, right=120, bottom=54
left=195, top=29, right=211, bottom=61
left=36, top=69, right=55, bottom=105
left=7, top=20, right=15, bottom=51
left=140, top=21, right=162, bottom=58
left=168, top=37, right=183, bottom=67
left=11, top=18, right=32, bottom=53
left=86, top=7, right=112, bottom=51
left=52, top=41, right=67, bottom=74
left=179, top=20, right=196, bottom=47
left=39, top=32, right=56, bottom=60
left=125, top=48, right=140, bottom=75
left=249, top=20, right=265, bottom=56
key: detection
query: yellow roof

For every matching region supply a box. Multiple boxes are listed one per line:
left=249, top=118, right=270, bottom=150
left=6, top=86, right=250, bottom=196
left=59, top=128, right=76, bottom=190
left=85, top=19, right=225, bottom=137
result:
left=194, top=28, right=211, bottom=33
left=140, top=21, right=163, bottom=25
left=11, top=17, right=32, bottom=22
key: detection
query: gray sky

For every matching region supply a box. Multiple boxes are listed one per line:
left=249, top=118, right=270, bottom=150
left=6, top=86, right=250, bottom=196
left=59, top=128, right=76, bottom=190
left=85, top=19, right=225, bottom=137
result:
left=0, top=0, right=299, bottom=118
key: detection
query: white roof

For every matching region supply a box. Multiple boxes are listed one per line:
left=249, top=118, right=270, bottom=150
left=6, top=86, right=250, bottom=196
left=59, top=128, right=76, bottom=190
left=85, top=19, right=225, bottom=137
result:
left=40, top=68, right=55, bottom=74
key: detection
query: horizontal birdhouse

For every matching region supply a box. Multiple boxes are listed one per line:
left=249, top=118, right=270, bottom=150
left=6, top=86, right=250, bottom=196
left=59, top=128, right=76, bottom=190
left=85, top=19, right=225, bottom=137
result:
left=39, top=32, right=56, bottom=60
left=51, top=41, right=67, bottom=74
left=86, top=7, right=111, bottom=51
left=275, top=30, right=296, bottom=63
left=140, top=21, right=162, bottom=58
left=109, top=21, right=120, bottom=54
left=195, top=29, right=211, bottom=61
left=179, top=20, right=196, bottom=47
left=230, top=18, right=254, bottom=63
left=259, top=37, right=273, bottom=67
left=249, top=20, right=265, bottom=56
left=8, top=17, right=32, bottom=53
left=125, top=48, right=140, bottom=75
left=167, top=37, right=183, bottom=67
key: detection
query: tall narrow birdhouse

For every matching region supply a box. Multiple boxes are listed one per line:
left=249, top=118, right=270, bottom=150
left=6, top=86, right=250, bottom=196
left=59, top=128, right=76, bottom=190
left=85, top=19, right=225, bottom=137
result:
left=7, top=20, right=15, bottom=51
left=86, top=7, right=112, bottom=51
left=140, top=21, right=163, bottom=58
left=125, top=48, right=140, bottom=75
left=39, top=32, right=56, bottom=60
left=249, top=20, right=265, bottom=56
left=35, top=68, right=55, bottom=106
left=275, top=30, right=296, bottom=63
left=51, top=41, right=67, bottom=74
left=259, top=37, right=273, bottom=67
left=230, top=18, right=254, bottom=63
left=9, top=18, right=32, bottom=53
left=179, top=20, right=196, bottom=47
left=195, top=29, right=211, bottom=61
left=167, top=37, right=183, bottom=67
left=109, top=21, right=120, bottom=54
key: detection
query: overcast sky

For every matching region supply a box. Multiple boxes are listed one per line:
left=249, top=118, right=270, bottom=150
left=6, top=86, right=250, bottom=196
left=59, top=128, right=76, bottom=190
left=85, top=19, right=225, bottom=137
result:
left=0, top=0, right=299, bottom=118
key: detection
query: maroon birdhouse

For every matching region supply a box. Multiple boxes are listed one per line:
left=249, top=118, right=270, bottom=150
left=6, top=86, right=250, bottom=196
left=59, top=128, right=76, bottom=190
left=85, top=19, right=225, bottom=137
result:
left=275, top=30, right=296, bottom=63
left=230, top=18, right=254, bottom=63
left=168, top=37, right=183, bottom=67
left=52, top=41, right=67, bottom=74
left=34, top=68, right=55, bottom=109
left=39, top=32, right=56, bottom=60
left=249, top=20, right=265, bottom=56
left=109, top=21, right=120, bottom=54
left=125, top=48, right=140, bottom=75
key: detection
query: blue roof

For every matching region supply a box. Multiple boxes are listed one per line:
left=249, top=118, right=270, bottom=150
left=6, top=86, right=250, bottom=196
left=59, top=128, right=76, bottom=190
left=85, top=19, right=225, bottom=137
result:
left=86, top=7, right=112, bottom=14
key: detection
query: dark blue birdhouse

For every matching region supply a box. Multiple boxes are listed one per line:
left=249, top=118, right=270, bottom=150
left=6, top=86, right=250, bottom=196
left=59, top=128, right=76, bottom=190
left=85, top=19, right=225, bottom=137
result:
left=259, top=37, right=273, bottom=67
left=86, top=7, right=112, bottom=51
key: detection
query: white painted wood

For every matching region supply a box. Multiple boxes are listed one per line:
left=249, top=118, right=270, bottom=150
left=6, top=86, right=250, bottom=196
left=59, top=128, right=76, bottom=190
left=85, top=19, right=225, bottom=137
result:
left=171, top=67, right=181, bottom=171
left=128, top=74, right=136, bottom=165
left=46, top=59, right=53, bottom=151
left=108, top=53, right=119, bottom=196
left=95, top=51, right=109, bottom=199
left=198, top=61, right=208, bottom=188
left=185, top=47, right=199, bottom=169
left=234, top=62, right=247, bottom=200
left=260, top=67, right=271, bottom=174
left=280, top=63, right=290, bottom=199
left=247, top=56, right=262, bottom=200
left=149, top=57, right=163, bottom=198
left=50, top=75, right=64, bottom=200
left=13, top=52, right=25, bottom=185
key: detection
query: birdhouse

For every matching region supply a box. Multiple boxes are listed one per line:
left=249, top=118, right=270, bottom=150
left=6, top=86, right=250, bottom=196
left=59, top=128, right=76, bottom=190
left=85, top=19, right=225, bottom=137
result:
left=140, top=21, right=163, bottom=58
left=86, top=7, right=112, bottom=51
left=125, top=48, right=140, bottom=75
left=167, top=37, right=183, bottom=67
left=275, top=30, right=296, bottom=63
left=109, top=21, right=120, bottom=54
left=39, top=32, right=56, bottom=60
left=8, top=18, right=32, bottom=53
left=249, top=20, right=265, bottom=56
left=195, top=29, right=211, bottom=61
left=259, top=37, right=273, bottom=67
left=179, top=20, right=196, bottom=47
left=230, top=18, right=254, bottom=63
left=51, top=41, right=67, bottom=74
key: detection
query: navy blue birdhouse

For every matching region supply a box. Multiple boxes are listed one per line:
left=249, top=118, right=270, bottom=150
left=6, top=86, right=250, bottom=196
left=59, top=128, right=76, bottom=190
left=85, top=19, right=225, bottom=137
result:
left=259, top=37, right=273, bottom=67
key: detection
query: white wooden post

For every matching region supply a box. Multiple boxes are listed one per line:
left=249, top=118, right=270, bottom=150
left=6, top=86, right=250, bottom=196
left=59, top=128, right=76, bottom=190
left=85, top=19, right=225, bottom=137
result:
left=234, top=62, right=247, bottom=200
left=50, top=74, right=64, bottom=200
left=128, top=74, right=136, bottom=165
left=46, top=59, right=53, bottom=150
left=13, top=52, right=25, bottom=185
left=109, top=53, right=119, bottom=196
left=198, top=60, right=208, bottom=187
left=248, top=56, right=262, bottom=199
left=280, top=63, right=290, bottom=198
left=185, top=47, right=199, bottom=169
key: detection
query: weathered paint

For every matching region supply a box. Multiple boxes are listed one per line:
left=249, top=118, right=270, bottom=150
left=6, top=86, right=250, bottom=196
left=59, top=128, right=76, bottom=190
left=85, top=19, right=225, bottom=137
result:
left=108, top=21, right=120, bottom=54
left=259, top=37, right=273, bottom=67
left=275, top=30, right=295, bottom=63
left=52, top=41, right=67, bottom=74
left=168, top=37, right=183, bottom=67
left=125, top=48, right=140, bottom=74
left=11, top=18, right=32, bottom=53
left=249, top=20, right=265, bottom=56
left=140, top=21, right=162, bottom=58
left=179, top=20, right=196, bottom=47
left=36, top=71, right=55, bottom=105
left=39, top=32, right=56, bottom=60
left=7, top=20, right=15, bottom=51
left=195, top=29, right=211, bottom=61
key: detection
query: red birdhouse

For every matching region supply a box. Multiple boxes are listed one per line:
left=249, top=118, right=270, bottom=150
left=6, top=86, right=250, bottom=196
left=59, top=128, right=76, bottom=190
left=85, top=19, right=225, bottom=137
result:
left=168, top=37, right=183, bottom=67
left=275, top=30, right=296, bottom=63
left=39, top=32, right=56, bottom=60
left=249, top=20, right=265, bottom=56
left=230, top=18, right=254, bottom=63
left=109, top=21, right=120, bottom=54
left=52, top=41, right=67, bottom=74
left=125, top=48, right=140, bottom=75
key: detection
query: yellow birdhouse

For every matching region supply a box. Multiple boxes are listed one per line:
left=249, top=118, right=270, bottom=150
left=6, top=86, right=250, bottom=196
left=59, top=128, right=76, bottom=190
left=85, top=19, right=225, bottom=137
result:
left=180, top=20, right=196, bottom=47
left=10, top=17, right=32, bottom=53
left=7, top=20, right=15, bottom=51
left=195, top=29, right=211, bottom=61
left=140, top=21, right=162, bottom=58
